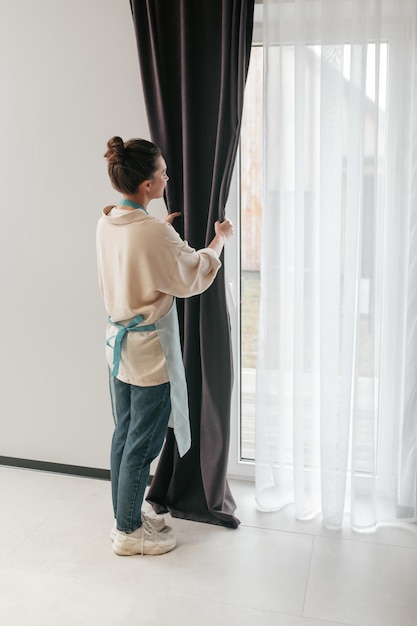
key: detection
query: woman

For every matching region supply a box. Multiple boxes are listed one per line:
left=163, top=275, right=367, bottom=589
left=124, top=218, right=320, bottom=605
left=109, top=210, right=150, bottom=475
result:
left=97, top=136, right=233, bottom=556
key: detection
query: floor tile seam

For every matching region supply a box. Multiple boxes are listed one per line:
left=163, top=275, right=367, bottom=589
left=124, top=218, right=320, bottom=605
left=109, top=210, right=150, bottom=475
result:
left=302, top=613, right=359, bottom=626
left=1, top=516, right=54, bottom=564
left=0, top=563, right=81, bottom=585
left=239, top=521, right=315, bottom=541
left=302, top=539, right=361, bottom=626
left=183, top=589, right=303, bottom=619
left=239, top=521, right=417, bottom=551
left=301, top=533, right=316, bottom=619
left=0, top=563, right=144, bottom=592
left=184, top=589, right=358, bottom=626
left=311, top=532, right=417, bottom=553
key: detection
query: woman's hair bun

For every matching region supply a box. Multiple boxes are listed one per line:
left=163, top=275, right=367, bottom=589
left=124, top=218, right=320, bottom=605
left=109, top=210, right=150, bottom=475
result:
left=104, top=136, right=125, bottom=164
left=104, top=136, right=162, bottom=194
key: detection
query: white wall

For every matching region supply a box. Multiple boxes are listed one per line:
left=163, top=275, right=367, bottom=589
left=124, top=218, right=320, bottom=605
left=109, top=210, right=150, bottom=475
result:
left=0, top=0, right=160, bottom=468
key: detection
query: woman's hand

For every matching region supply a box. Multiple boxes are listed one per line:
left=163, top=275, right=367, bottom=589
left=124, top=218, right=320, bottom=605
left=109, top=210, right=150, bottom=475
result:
left=214, top=218, right=234, bottom=240
left=164, top=212, right=182, bottom=224
left=208, top=218, right=234, bottom=256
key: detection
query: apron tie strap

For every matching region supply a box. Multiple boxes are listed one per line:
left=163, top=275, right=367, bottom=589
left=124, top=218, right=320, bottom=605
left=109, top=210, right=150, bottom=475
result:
left=106, top=314, right=156, bottom=377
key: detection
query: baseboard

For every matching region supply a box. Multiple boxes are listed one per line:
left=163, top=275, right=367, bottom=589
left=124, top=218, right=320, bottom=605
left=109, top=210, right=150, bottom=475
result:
left=0, top=456, right=110, bottom=481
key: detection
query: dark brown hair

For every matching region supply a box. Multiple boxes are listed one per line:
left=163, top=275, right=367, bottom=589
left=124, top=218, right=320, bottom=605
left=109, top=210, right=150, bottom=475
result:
left=104, top=136, right=162, bottom=194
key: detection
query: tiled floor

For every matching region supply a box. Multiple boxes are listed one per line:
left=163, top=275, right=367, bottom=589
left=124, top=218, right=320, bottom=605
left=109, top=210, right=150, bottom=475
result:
left=1, top=467, right=417, bottom=626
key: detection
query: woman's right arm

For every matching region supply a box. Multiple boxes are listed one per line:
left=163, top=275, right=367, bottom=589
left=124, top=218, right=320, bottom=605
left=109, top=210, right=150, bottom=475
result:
left=207, top=219, right=234, bottom=256
left=155, top=219, right=233, bottom=298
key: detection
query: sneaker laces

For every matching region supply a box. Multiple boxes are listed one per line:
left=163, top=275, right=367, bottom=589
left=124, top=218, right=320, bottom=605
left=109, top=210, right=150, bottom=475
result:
left=139, top=519, right=164, bottom=556
left=142, top=518, right=163, bottom=538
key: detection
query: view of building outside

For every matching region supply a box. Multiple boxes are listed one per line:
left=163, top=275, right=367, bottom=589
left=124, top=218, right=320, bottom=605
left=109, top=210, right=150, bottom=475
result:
left=239, top=43, right=386, bottom=463
left=240, top=46, right=263, bottom=460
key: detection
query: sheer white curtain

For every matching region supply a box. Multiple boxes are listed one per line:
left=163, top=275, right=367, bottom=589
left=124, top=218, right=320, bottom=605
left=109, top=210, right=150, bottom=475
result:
left=255, top=0, right=417, bottom=530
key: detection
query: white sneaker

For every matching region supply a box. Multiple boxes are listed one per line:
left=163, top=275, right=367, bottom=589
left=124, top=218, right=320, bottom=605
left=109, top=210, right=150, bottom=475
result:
left=112, top=521, right=176, bottom=556
left=142, top=512, right=166, bottom=533
left=110, top=512, right=166, bottom=542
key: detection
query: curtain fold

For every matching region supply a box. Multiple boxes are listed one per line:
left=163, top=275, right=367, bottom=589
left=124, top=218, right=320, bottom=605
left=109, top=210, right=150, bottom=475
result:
left=256, top=0, right=417, bottom=530
left=130, top=0, right=254, bottom=528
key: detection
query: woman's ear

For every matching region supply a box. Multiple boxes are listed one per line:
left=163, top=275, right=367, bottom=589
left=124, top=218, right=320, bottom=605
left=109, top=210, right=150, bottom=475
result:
left=138, top=179, right=151, bottom=192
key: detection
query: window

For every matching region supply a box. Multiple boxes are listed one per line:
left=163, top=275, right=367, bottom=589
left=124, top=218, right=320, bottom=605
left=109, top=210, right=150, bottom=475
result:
left=240, top=46, right=263, bottom=462
left=228, top=37, right=389, bottom=479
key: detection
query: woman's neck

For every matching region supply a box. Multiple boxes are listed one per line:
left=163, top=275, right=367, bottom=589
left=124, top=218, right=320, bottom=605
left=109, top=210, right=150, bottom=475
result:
left=120, top=192, right=149, bottom=211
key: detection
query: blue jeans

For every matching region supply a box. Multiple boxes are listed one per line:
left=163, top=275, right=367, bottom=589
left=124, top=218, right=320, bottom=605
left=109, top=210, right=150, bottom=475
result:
left=109, top=375, right=171, bottom=533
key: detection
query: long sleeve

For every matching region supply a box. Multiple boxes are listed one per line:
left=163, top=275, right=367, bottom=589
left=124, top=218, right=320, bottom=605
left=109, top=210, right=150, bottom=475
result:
left=155, top=223, right=222, bottom=298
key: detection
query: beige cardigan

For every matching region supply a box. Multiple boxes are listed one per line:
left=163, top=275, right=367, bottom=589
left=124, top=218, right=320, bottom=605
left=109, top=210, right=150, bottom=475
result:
left=96, top=206, right=221, bottom=386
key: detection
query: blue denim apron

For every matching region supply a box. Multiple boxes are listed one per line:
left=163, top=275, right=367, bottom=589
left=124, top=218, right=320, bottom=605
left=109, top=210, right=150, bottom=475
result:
left=107, top=300, right=191, bottom=458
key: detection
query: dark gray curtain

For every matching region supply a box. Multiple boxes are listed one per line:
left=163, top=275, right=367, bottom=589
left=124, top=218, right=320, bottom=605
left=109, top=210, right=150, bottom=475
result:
left=130, top=0, right=254, bottom=528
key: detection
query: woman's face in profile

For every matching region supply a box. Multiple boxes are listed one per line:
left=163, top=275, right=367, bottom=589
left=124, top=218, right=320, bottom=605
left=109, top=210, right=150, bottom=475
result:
left=149, top=156, right=169, bottom=199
